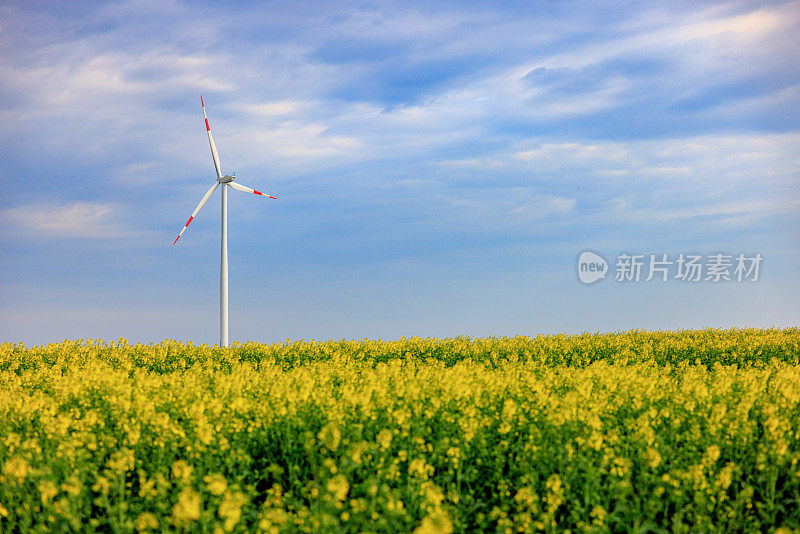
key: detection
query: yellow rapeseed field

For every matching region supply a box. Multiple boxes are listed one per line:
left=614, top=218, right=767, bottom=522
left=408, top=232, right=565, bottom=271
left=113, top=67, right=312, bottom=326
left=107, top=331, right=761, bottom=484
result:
left=1, top=329, right=799, bottom=532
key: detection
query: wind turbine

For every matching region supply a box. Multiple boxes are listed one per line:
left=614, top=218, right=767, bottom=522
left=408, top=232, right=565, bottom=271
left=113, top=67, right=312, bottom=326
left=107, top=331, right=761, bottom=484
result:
left=173, top=96, right=276, bottom=348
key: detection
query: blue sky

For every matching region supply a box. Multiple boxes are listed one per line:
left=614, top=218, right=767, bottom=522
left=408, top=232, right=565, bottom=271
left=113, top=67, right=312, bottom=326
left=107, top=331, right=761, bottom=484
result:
left=1, top=0, right=798, bottom=346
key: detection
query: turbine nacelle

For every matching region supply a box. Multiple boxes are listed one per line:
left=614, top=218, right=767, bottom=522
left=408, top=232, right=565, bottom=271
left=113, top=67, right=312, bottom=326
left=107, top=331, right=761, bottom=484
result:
left=219, top=174, right=235, bottom=183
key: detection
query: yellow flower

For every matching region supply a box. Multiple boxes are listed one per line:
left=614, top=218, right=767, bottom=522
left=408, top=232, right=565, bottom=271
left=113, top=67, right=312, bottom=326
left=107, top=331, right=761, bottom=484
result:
left=218, top=490, right=247, bottom=532
left=501, top=398, right=517, bottom=419
left=172, top=487, right=202, bottom=526
left=716, top=462, right=735, bottom=490
left=644, top=447, right=662, bottom=469
left=318, top=422, right=341, bottom=451
left=61, top=476, right=84, bottom=496
left=107, top=448, right=135, bottom=473
left=413, top=509, right=453, bottom=534
left=39, top=480, right=59, bottom=504
left=544, top=474, right=564, bottom=511
left=409, top=458, right=431, bottom=479
left=326, top=474, right=349, bottom=501
left=204, top=473, right=228, bottom=496
left=587, top=432, right=604, bottom=451
left=377, top=429, right=393, bottom=450
left=2, top=457, right=29, bottom=482
left=135, top=512, right=159, bottom=532
left=172, top=460, right=194, bottom=482
left=0, top=502, right=9, bottom=518
left=421, top=482, right=445, bottom=507
left=590, top=505, right=607, bottom=525
left=92, top=476, right=110, bottom=495
left=138, top=475, right=158, bottom=500
left=259, top=508, right=289, bottom=532
left=704, top=444, right=721, bottom=466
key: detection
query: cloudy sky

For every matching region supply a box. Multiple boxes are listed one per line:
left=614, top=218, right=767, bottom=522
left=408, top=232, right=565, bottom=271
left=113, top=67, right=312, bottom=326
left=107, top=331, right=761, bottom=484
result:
left=1, top=0, right=798, bottom=346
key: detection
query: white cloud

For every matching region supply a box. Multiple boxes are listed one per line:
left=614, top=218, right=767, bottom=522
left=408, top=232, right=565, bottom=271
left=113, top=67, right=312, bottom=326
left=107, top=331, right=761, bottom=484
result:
left=515, top=2, right=800, bottom=74
left=628, top=197, right=800, bottom=223
left=0, top=202, right=130, bottom=239
left=509, top=196, right=576, bottom=218
left=0, top=51, right=234, bottom=123
left=511, top=133, right=800, bottom=182
left=233, top=101, right=303, bottom=117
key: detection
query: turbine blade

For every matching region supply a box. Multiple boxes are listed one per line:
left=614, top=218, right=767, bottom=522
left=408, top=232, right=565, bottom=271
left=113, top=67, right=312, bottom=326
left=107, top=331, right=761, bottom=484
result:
left=172, top=182, right=220, bottom=245
left=201, top=95, right=222, bottom=179
left=229, top=181, right=277, bottom=199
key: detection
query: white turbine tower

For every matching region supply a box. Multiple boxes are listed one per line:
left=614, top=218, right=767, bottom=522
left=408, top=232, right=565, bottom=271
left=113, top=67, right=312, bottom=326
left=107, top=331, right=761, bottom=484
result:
left=173, top=96, right=276, bottom=347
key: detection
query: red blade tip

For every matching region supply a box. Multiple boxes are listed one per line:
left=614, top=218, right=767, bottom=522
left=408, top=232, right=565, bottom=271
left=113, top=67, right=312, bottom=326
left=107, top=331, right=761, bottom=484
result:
left=172, top=235, right=180, bottom=246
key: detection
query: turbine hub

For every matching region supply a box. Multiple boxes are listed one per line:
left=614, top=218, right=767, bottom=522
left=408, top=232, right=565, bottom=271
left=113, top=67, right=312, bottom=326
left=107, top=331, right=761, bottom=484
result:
left=219, top=174, right=235, bottom=183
